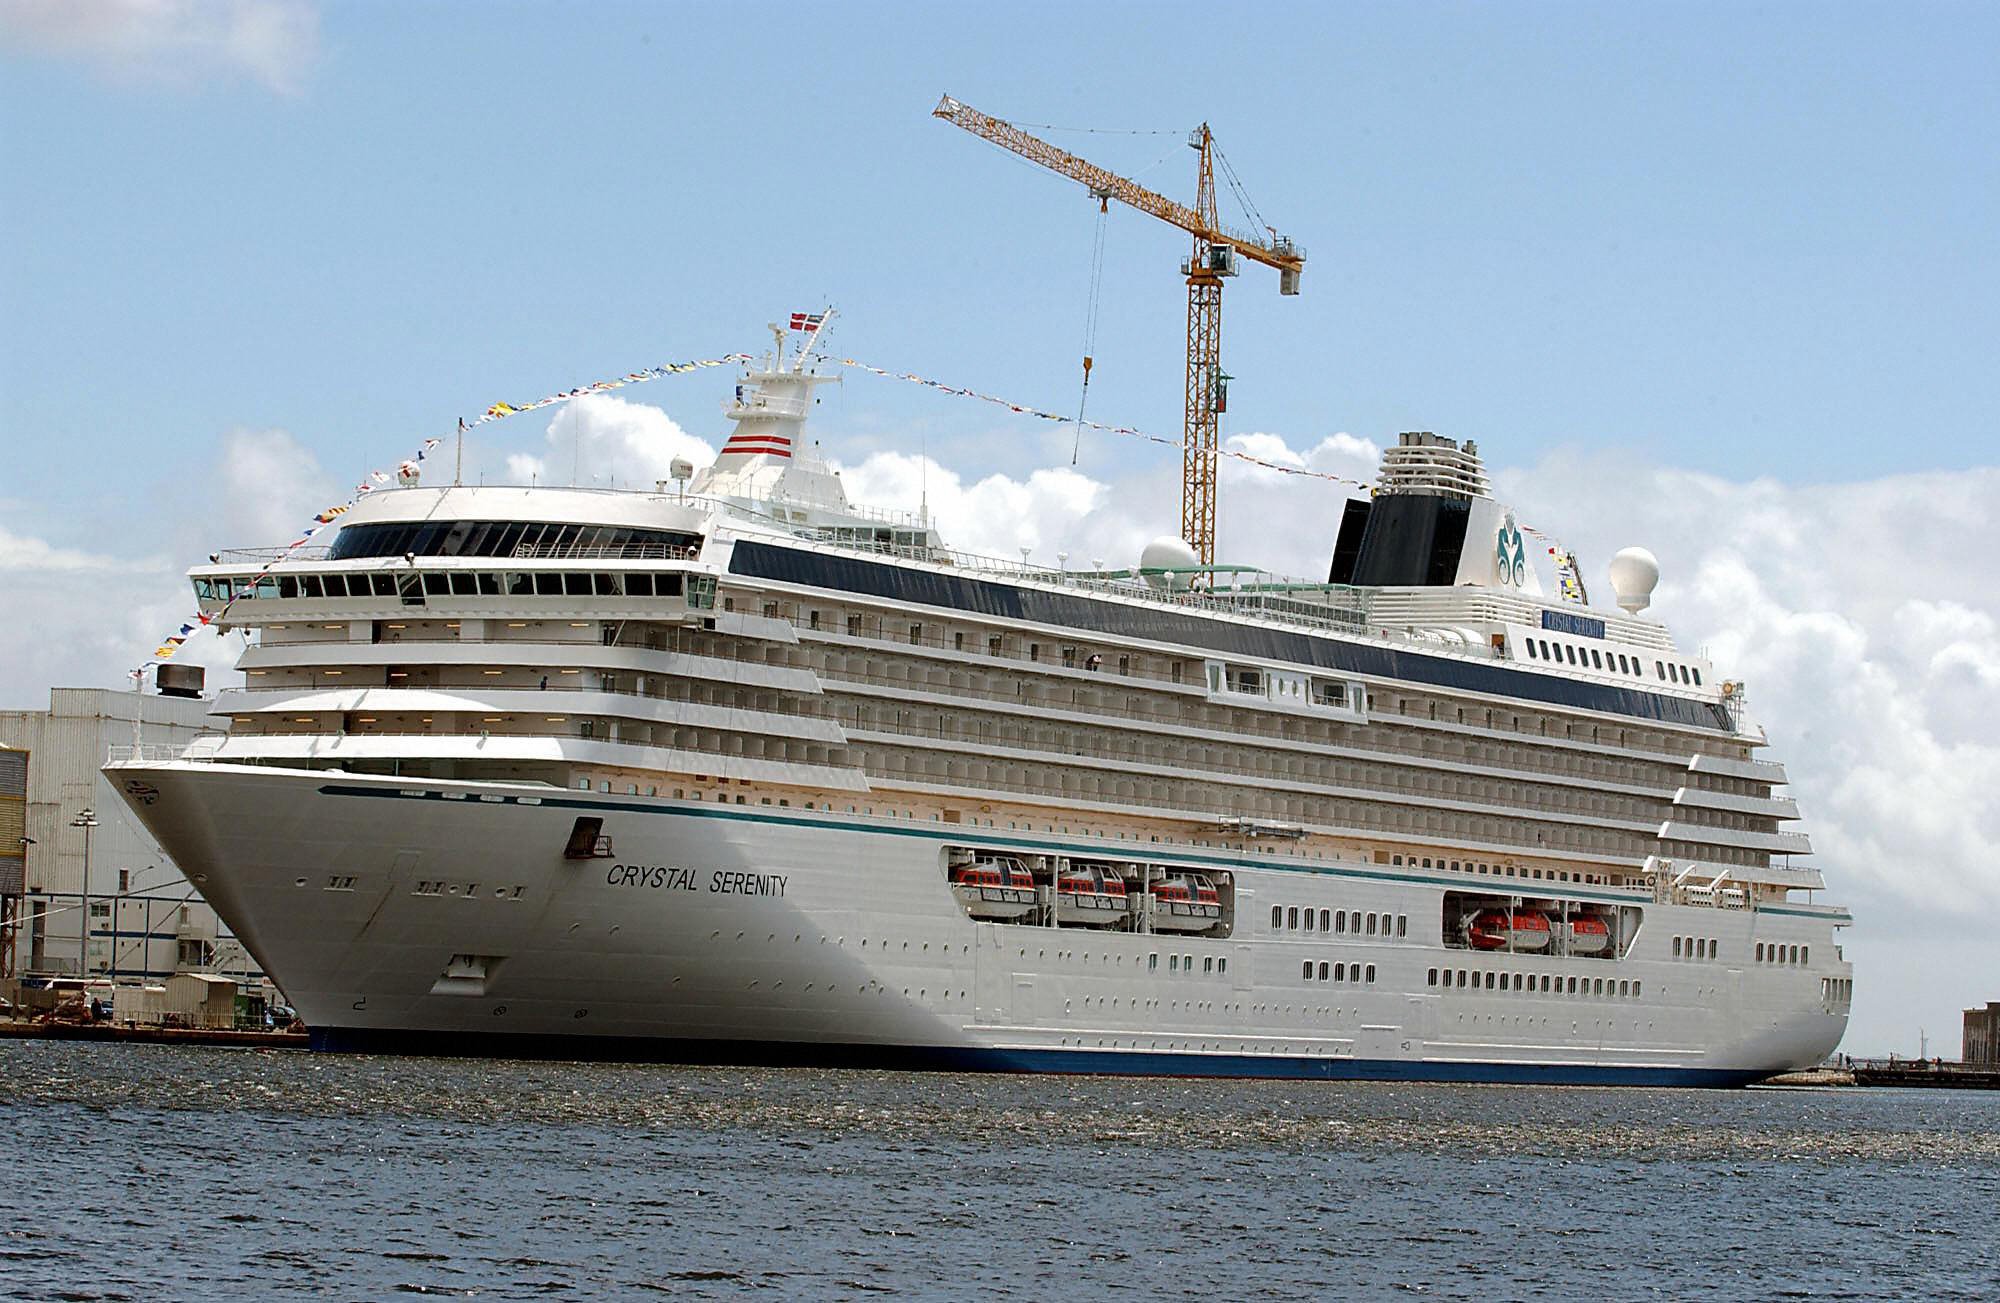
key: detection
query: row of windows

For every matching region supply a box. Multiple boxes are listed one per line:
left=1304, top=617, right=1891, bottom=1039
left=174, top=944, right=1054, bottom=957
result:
left=1388, top=851, right=1614, bottom=888
left=326, top=519, right=701, bottom=561
left=1822, top=977, right=1851, bottom=1004
left=1523, top=636, right=1704, bottom=688
left=198, top=570, right=689, bottom=602
left=1158, top=953, right=1226, bottom=975
left=1757, top=941, right=1808, bottom=966
left=1429, top=968, right=1642, bottom=999
left=1303, top=961, right=1376, bottom=984
left=1673, top=936, right=1718, bottom=960
left=1272, top=905, right=1409, bottom=939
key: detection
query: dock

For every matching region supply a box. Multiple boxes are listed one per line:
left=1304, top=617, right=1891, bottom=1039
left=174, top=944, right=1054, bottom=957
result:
left=0, top=1019, right=307, bottom=1049
left=1850, top=1059, right=2000, bottom=1090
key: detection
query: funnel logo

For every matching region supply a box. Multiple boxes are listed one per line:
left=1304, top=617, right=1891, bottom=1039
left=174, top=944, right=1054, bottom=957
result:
left=1496, top=514, right=1526, bottom=587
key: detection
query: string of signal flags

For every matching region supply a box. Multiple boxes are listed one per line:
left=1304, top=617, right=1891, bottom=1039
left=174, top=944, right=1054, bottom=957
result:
left=136, top=341, right=1590, bottom=681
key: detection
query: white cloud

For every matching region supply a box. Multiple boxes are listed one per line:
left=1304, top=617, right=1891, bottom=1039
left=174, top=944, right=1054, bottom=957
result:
left=0, top=0, right=320, bottom=95
left=0, top=523, right=139, bottom=572
left=508, top=394, right=714, bottom=493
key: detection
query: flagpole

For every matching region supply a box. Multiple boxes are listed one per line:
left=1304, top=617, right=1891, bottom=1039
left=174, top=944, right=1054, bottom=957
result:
left=456, top=418, right=465, bottom=486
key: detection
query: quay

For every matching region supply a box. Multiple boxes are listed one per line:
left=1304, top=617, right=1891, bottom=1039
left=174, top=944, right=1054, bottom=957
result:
left=1851, top=1059, right=2000, bottom=1090
left=0, top=1019, right=306, bottom=1048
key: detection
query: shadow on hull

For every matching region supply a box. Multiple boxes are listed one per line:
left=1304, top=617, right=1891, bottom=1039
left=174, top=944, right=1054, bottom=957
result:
left=310, top=1025, right=1772, bottom=1088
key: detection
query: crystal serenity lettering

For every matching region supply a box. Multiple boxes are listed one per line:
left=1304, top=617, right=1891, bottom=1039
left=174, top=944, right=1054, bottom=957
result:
left=605, top=863, right=787, bottom=896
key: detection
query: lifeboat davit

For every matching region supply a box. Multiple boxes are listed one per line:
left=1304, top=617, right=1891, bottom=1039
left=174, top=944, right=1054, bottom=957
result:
left=949, top=857, right=1038, bottom=921
left=1466, top=909, right=1552, bottom=952
left=1146, top=873, right=1224, bottom=933
left=1056, top=865, right=1129, bottom=927
left=1565, top=915, right=1612, bottom=956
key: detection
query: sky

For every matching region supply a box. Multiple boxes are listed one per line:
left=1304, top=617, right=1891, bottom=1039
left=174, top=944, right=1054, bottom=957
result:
left=2, top=0, right=1996, bottom=1057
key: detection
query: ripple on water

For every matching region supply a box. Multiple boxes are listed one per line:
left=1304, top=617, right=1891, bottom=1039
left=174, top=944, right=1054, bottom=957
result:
left=2, top=1042, right=1998, bottom=1300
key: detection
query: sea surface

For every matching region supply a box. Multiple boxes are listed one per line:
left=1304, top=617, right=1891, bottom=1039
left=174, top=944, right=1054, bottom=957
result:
left=1, top=1043, right=1995, bottom=1301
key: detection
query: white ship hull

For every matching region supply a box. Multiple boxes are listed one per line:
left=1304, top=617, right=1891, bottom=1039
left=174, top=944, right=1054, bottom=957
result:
left=117, top=761, right=1847, bottom=1085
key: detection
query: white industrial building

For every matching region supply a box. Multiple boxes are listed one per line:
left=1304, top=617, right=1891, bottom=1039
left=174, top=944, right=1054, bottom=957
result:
left=0, top=688, right=264, bottom=989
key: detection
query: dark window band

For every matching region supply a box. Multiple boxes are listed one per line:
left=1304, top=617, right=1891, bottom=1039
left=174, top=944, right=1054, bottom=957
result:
left=328, top=520, right=701, bottom=561
left=728, top=540, right=1731, bottom=732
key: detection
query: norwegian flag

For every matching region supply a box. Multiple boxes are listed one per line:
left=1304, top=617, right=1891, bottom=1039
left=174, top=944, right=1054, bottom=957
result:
left=788, top=311, right=825, bottom=332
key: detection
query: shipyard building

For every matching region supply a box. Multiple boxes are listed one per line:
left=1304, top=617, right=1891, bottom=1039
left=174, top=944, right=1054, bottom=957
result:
left=1968, top=1003, right=2000, bottom=1066
left=0, top=688, right=262, bottom=989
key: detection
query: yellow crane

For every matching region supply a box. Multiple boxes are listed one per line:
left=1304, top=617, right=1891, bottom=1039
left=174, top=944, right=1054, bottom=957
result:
left=934, top=94, right=1304, bottom=565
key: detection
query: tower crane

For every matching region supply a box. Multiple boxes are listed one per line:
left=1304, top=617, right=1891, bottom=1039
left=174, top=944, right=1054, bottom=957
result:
left=933, top=94, right=1304, bottom=566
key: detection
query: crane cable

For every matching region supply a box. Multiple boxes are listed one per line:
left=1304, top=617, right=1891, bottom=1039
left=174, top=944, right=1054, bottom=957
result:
left=1073, top=197, right=1109, bottom=464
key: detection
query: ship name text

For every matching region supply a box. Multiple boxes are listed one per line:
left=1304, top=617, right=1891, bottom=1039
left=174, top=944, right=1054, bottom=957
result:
left=606, top=863, right=787, bottom=897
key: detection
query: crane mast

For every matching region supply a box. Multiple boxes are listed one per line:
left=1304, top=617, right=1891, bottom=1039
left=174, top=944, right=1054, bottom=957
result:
left=934, top=94, right=1304, bottom=565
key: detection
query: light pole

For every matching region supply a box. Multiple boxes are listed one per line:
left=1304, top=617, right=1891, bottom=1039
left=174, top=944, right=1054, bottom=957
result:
left=70, top=809, right=97, bottom=979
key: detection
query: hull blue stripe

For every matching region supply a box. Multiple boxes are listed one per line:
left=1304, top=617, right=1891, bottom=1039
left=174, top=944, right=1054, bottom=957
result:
left=308, top=1025, right=1769, bottom=1088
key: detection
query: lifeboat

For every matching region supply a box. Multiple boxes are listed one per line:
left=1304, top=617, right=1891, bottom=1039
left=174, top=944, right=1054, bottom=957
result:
left=1146, top=873, right=1224, bottom=933
left=949, top=856, right=1038, bottom=921
left=1055, top=864, right=1129, bottom=928
left=1466, top=909, right=1552, bottom=952
left=1565, top=915, right=1612, bottom=956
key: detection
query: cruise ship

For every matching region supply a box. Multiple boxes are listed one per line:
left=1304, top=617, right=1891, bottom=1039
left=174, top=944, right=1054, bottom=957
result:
left=111, top=325, right=1853, bottom=1084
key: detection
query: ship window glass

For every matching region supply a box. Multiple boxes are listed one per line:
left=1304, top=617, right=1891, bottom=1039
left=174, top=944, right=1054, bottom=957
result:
left=1217, top=958, right=1226, bottom=974
left=1524, top=641, right=1537, bottom=660
left=535, top=573, right=562, bottom=596
left=1397, top=915, right=1408, bottom=938
left=1301, top=961, right=1311, bottom=979
left=477, top=572, right=500, bottom=595
left=450, top=573, right=477, bottom=595
left=1633, top=981, right=1641, bottom=996
left=365, top=574, right=391, bottom=596
left=1427, top=968, right=1438, bottom=987
left=595, top=574, right=620, bottom=596
left=421, top=573, right=448, bottom=595
left=1287, top=907, right=1299, bottom=930
left=1656, top=661, right=1667, bottom=679
left=1676, top=937, right=1684, bottom=957
left=1270, top=906, right=1282, bottom=929
left=1334, top=910, right=1346, bottom=933
left=1590, top=649, right=1603, bottom=668
left=278, top=575, right=299, bottom=599
left=1564, top=646, right=1577, bottom=665
left=1514, top=974, right=1524, bottom=990
left=508, top=572, right=534, bottom=596
left=848, top=615, right=862, bottom=637
left=656, top=574, right=682, bottom=596
left=1320, top=909, right=1331, bottom=932
left=300, top=575, right=324, bottom=597
left=1334, top=963, right=1345, bottom=981
left=1303, top=910, right=1315, bottom=933
left=1318, top=962, right=1329, bottom=980
left=1366, top=913, right=1377, bottom=936
left=1171, top=955, right=1179, bottom=972
left=1567, top=977, right=1578, bottom=993
left=1618, top=981, right=1629, bottom=997
left=564, top=573, right=592, bottom=596
left=1203, top=956, right=1213, bottom=973
left=627, top=573, right=654, bottom=597
left=1801, top=947, right=1808, bottom=964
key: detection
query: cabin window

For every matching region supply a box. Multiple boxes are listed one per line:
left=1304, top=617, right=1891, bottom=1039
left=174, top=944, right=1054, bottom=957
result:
left=1397, top=915, right=1408, bottom=938
left=1301, top=961, right=1312, bottom=980
left=1303, top=910, right=1315, bottom=933
left=1427, top=968, right=1438, bottom=987
left=1317, top=962, right=1329, bottom=981
left=1203, top=957, right=1213, bottom=973
left=1366, top=913, right=1377, bottom=936
left=909, top=623, right=923, bottom=645
left=1148, top=954, right=1158, bottom=971
left=1270, top=906, right=1282, bottom=930
left=1287, top=907, right=1299, bottom=930
left=1334, top=910, right=1346, bottom=933
left=1334, top=964, right=1345, bottom=981
left=1525, top=641, right=1538, bottom=660
left=1677, top=937, right=1685, bottom=957
left=1319, top=909, right=1331, bottom=932
left=954, top=631, right=965, bottom=651
left=847, top=615, right=862, bottom=637
left=1217, top=958, right=1226, bottom=975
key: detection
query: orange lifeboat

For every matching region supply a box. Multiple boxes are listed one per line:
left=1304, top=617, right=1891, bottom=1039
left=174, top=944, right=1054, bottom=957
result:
left=1565, top=915, right=1612, bottom=956
left=1147, top=873, right=1224, bottom=933
left=1055, top=865, right=1129, bottom=927
left=1466, top=909, right=1552, bottom=952
left=949, top=857, right=1038, bottom=921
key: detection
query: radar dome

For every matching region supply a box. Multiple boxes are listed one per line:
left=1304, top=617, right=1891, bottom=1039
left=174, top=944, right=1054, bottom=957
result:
left=1139, top=535, right=1200, bottom=591
left=1607, top=546, right=1660, bottom=614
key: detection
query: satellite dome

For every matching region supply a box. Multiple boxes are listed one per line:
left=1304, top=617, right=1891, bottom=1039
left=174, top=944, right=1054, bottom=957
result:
left=1607, top=547, right=1660, bottom=614
left=1139, top=535, right=1200, bottom=591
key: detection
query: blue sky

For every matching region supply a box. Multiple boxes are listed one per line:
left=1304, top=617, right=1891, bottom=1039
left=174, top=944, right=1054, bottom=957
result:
left=3, top=2, right=1998, bottom=1056
left=5, top=0, right=1997, bottom=531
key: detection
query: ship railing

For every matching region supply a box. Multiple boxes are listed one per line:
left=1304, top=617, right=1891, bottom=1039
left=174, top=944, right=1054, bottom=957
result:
left=215, top=546, right=334, bottom=563
left=724, top=393, right=809, bottom=419
left=105, top=743, right=195, bottom=766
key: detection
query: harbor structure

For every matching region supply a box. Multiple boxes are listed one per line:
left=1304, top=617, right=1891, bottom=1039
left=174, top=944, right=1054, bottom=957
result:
left=1, top=688, right=262, bottom=986
left=1968, top=1003, right=2000, bottom=1065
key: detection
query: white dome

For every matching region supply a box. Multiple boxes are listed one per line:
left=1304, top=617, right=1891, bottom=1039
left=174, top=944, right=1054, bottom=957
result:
left=1139, top=535, right=1200, bottom=591
left=1607, top=546, right=1660, bottom=614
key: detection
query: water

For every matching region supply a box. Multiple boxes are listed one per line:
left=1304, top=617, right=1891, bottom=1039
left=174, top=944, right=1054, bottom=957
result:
left=2, top=1043, right=1995, bottom=1300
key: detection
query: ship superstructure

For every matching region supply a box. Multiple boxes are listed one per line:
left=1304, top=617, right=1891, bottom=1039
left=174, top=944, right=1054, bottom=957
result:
left=111, top=324, right=1851, bottom=1084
